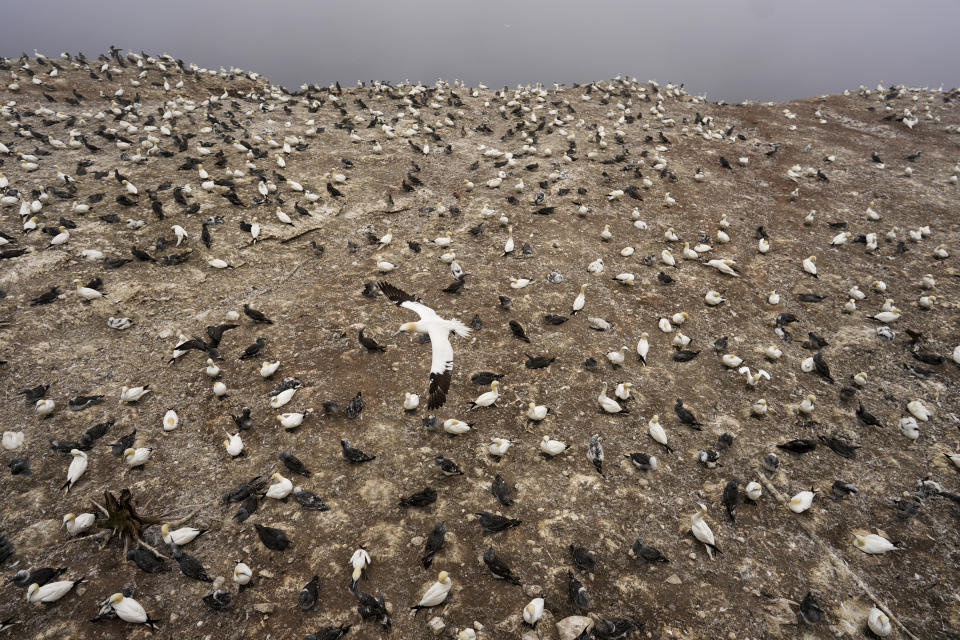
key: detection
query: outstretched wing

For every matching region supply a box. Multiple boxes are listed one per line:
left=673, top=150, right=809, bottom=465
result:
left=427, top=325, right=454, bottom=409
left=378, top=281, right=438, bottom=321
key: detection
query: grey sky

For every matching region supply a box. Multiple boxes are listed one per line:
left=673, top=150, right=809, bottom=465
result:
left=3, top=0, right=957, bottom=101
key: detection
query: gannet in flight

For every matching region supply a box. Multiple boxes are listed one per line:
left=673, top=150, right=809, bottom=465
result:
left=380, top=281, right=471, bottom=409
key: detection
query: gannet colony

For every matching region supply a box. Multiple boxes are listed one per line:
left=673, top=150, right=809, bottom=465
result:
left=0, top=48, right=959, bottom=639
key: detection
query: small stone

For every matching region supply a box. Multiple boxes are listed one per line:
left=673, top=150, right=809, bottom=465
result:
left=666, top=573, right=682, bottom=585
left=557, top=616, right=593, bottom=640
left=254, top=603, right=275, bottom=614
left=523, top=584, right=542, bottom=598
left=427, top=616, right=445, bottom=635
left=258, top=569, right=274, bottom=579
left=411, top=536, right=425, bottom=546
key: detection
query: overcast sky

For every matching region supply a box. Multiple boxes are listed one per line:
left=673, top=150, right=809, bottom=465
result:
left=3, top=0, right=957, bottom=101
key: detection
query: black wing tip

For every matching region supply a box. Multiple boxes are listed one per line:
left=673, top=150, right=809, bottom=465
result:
left=427, top=370, right=452, bottom=409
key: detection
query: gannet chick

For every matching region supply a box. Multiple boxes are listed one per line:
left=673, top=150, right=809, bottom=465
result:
left=763, top=453, right=780, bottom=472
left=124, top=447, right=152, bottom=468
left=907, top=399, right=930, bottom=421
left=598, top=382, right=623, bottom=413
left=706, top=259, right=739, bottom=277
left=789, top=490, right=815, bottom=513
left=527, top=402, right=548, bottom=421
left=63, top=449, right=87, bottom=492
left=853, top=533, right=898, bottom=554
left=661, top=249, right=676, bottom=267
left=26, top=578, right=85, bottom=604
left=35, top=398, right=55, bottom=418
left=233, top=562, right=252, bottom=588
left=489, top=437, right=514, bottom=457
left=350, top=547, right=371, bottom=586
left=2, top=431, right=24, bottom=450
left=213, top=381, right=228, bottom=398
left=540, top=435, right=570, bottom=456
left=802, top=256, right=818, bottom=277
left=161, top=523, right=206, bottom=546
left=62, top=512, right=95, bottom=536
left=523, top=598, right=545, bottom=626
left=615, top=382, right=633, bottom=400
left=658, top=318, right=673, bottom=333
left=587, top=258, right=604, bottom=273
left=798, top=394, right=816, bottom=415
left=195, top=356, right=217, bottom=379
left=572, top=284, right=587, bottom=314
left=119, top=385, right=151, bottom=404
left=751, top=398, right=768, bottom=417
left=637, top=333, right=649, bottom=364
left=607, top=346, right=629, bottom=367
left=404, top=393, right=420, bottom=411
left=768, top=291, right=781, bottom=305
left=899, top=416, right=919, bottom=440
left=722, top=353, right=743, bottom=368
left=744, top=481, right=762, bottom=501
left=867, top=608, right=892, bottom=637
left=411, top=571, right=452, bottom=612
left=108, top=593, right=158, bottom=629
left=690, top=504, right=720, bottom=558
left=705, top=290, right=725, bottom=305
left=223, top=431, right=244, bottom=456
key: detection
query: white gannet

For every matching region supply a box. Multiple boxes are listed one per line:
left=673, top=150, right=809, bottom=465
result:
left=162, top=409, right=179, bottom=432
left=648, top=415, right=670, bottom=451
left=658, top=318, right=673, bottom=333
left=277, top=412, right=309, bottom=429
left=350, top=547, right=371, bottom=585
left=489, top=437, right=514, bottom=457
left=853, top=533, right=898, bottom=554
left=503, top=227, right=514, bottom=255
left=265, top=472, right=293, bottom=499
left=798, top=394, right=816, bottom=415
left=62, top=512, right=95, bottom=536
left=234, top=562, right=252, bottom=587
left=35, top=398, right=55, bottom=418
left=615, top=382, right=633, bottom=400
left=637, top=332, right=649, bottom=365
left=572, top=284, right=587, bottom=313
left=690, top=504, right=719, bottom=558
left=906, top=399, right=930, bottom=421
left=802, top=256, right=818, bottom=277
left=108, top=593, right=158, bottom=628
left=161, top=523, right=206, bottom=546
left=224, top=430, right=244, bottom=456
left=172, top=225, right=188, bottom=245
left=2, top=431, right=24, bottom=450
left=124, top=447, right=152, bottom=468
left=411, top=571, right=452, bottom=611
left=523, top=597, right=545, bottom=625
left=867, top=608, right=892, bottom=637
left=260, top=360, right=281, bottom=378
left=767, top=291, right=781, bottom=305
left=745, top=481, right=762, bottom=501
left=607, top=346, right=629, bottom=367
left=789, top=490, right=815, bottom=513
left=443, top=419, right=471, bottom=435
left=26, top=578, right=85, bottom=604
left=510, top=277, right=531, bottom=289
left=403, top=392, right=420, bottom=411
left=269, top=387, right=296, bottom=408
left=63, top=449, right=87, bottom=492
left=204, top=359, right=221, bottom=378
left=705, top=290, right=725, bottom=305
left=540, top=435, right=569, bottom=456
left=722, top=354, right=743, bottom=368
left=751, top=398, right=768, bottom=417
left=119, top=385, right=151, bottom=404
left=526, top=402, right=548, bottom=421
left=468, top=381, right=500, bottom=410
left=598, top=382, right=623, bottom=413
left=380, top=282, right=470, bottom=409
left=899, top=416, right=919, bottom=440
left=706, top=259, right=739, bottom=277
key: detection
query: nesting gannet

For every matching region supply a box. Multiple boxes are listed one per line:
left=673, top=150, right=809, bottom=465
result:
left=63, top=449, right=87, bottom=492
left=233, top=562, right=253, bottom=588
left=722, top=354, right=743, bottom=368
left=615, top=382, right=633, bottom=401
left=223, top=431, right=244, bottom=456
left=607, top=346, right=629, bottom=367
left=598, top=382, right=623, bottom=413
left=802, top=256, right=818, bottom=277
left=161, top=523, right=206, bottom=546
left=404, top=392, right=420, bottom=411
left=62, top=512, right=95, bottom=536
left=744, top=481, right=762, bottom=501
left=489, top=437, right=514, bottom=457
left=204, top=359, right=221, bottom=378
left=540, top=435, right=569, bottom=456
left=798, top=394, right=816, bottom=415
left=907, top=399, right=930, bottom=421
left=265, top=473, right=293, bottom=499
left=789, top=490, right=815, bottom=513
left=853, top=533, right=898, bottom=554
left=26, top=577, right=85, bottom=604
left=411, top=571, right=452, bottom=612
left=867, top=608, right=892, bottom=637
left=768, top=291, right=781, bottom=305
left=526, top=402, right=548, bottom=421
left=468, top=381, right=500, bottom=409
left=658, top=318, right=673, bottom=333
left=108, top=593, right=158, bottom=629
left=613, top=273, right=635, bottom=286
left=119, top=385, right=151, bottom=404
left=503, top=227, right=514, bottom=255
left=277, top=412, right=309, bottom=430
left=123, top=447, right=152, bottom=468
left=523, top=597, right=545, bottom=626
left=751, top=399, right=768, bottom=417
left=213, top=381, right=228, bottom=398
left=350, top=547, right=372, bottom=585
left=35, top=398, right=55, bottom=418
left=690, top=504, right=720, bottom=558
left=706, top=259, right=739, bottom=277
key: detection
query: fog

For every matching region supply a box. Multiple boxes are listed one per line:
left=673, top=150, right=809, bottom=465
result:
left=3, top=0, right=957, bottom=101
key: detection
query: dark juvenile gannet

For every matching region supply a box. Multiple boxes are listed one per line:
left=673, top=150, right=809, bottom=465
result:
left=379, top=281, right=471, bottom=409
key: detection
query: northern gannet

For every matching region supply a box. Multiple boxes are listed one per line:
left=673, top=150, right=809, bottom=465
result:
left=637, top=332, right=649, bottom=364
left=706, top=259, right=739, bottom=276
left=380, top=282, right=470, bottom=409
left=867, top=608, right=892, bottom=637
left=853, top=533, right=898, bottom=554
left=540, top=435, right=569, bottom=456
left=161, top=523, right=206, bottom=546
left=108, top=593, right=159, bottom=629
left=62, top=512, right=95, bottom=536
left=690, top=504, right=720, bottom=558
left=598, top=382, right=623, bottom=413
left=63, top=449, right=87, bottom=492
left=802, top=256, right=818, bottom=277
left=26, top=577, right=85, bottom=604
left=411, top=571, right=452, bottom=612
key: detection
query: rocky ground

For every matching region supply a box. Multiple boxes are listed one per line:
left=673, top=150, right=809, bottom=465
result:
left=0, top=50, right=959, bottom=640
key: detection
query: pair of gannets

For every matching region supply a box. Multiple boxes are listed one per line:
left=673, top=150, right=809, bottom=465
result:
left=598, top=382, right=623, bottom=413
